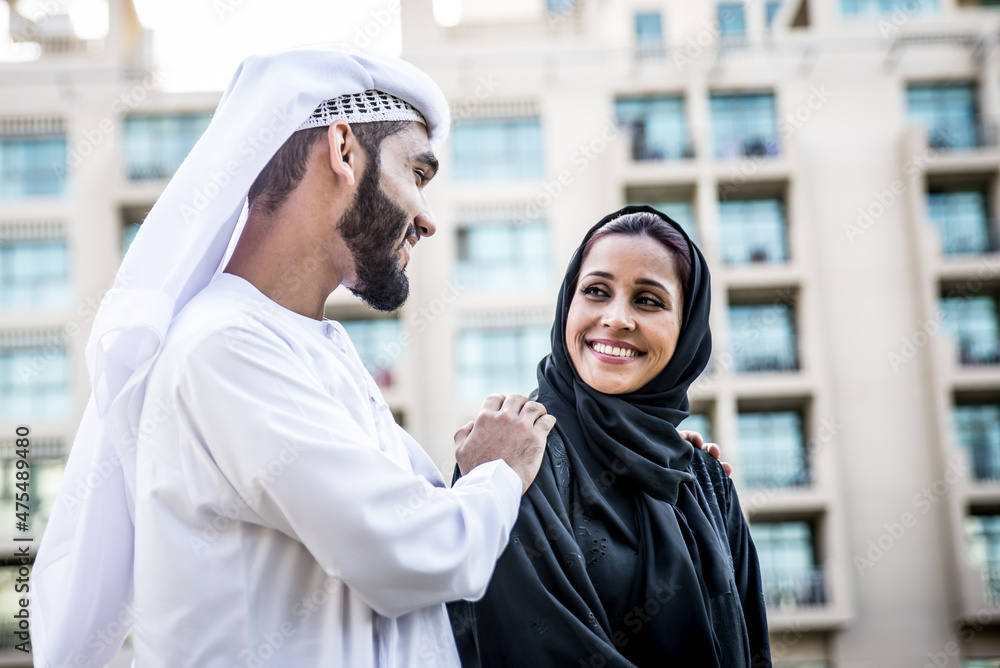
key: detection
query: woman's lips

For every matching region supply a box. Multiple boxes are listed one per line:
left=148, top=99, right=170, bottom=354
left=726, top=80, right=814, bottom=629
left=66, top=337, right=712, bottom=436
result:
left=587, top=340, right=644, bottom=364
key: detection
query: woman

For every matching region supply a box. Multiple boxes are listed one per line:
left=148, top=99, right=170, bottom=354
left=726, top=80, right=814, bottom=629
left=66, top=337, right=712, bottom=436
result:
left=450, top=205, right=771, bottom=667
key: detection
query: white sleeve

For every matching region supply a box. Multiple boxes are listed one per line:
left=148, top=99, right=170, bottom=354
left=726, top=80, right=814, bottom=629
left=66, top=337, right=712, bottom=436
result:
left=175, top=328, right=523, bottom=618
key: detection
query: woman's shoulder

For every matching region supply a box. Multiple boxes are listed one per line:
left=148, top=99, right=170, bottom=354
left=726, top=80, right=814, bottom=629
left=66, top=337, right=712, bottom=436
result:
left=689, top=445, right=733, bottom=509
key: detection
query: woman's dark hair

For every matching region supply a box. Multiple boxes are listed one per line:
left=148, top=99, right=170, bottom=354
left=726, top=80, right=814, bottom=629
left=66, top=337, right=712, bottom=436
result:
left=580, top=211, right=693, bottom=302
left=247, top=119, right=412, bottom=215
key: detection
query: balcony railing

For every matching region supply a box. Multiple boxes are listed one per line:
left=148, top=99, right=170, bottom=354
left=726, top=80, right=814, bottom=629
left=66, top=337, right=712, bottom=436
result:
left=761, top=566, right=827, bottom=609
left=967, top=443, right=1000, bottom=482
left=935, top=219, right=1000, bottom=257
left=716, top=134, right=780, bottom=160
left=620, top=121, right=694, bottom=162
left=927, top=119, right=998, bottom=152
left=957, top=338, right=1000, bottom=367
left=981, top=560, right=1000, bottom=606
left=743, top=452, right=812, bottom=489
left=734, top=352, right=800, bottom=374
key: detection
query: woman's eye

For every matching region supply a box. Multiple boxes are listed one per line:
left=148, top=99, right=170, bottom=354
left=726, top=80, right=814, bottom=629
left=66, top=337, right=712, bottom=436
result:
left=582, top=285, right=608, bottom=298
left=414, top=170, right=426, bottom=184
left=636, top=296, right=665, bottom=308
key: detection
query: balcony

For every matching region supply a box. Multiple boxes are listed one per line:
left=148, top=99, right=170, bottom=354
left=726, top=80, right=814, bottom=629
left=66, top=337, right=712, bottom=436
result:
left=934, top=218, right=1000, bottom=257
left=926, top=119, right=998, bottom=153
left=761, top=566, right=828, bottom=610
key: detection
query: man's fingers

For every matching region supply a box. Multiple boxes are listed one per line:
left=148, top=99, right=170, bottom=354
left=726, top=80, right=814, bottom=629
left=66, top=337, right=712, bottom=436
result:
left=535, top=414, right=557, bottom=433
left=722, top=461, right=733, bottom=477
left=500, top=393, right=528, bottom=415
left=453, top=421, right=474, bottom=446
left=705, top=443, right=721, bottom=461
left=481, top=393, right=505, bottom=412
left=679, top=429, right=705, bottom=448
left=520, top=400, right=547, bottom=421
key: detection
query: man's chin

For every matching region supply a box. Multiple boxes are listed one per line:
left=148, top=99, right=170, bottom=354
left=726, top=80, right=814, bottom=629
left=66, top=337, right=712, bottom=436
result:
left=349, top=279, right=409, bottom=313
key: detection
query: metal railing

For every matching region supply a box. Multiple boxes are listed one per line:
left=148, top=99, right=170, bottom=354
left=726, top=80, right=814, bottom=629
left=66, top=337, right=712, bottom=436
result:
left=936, top=219, right=1000, bottom=257
left=743, top=452, right=812, bottom=489
left=734, top=351, right=800, bottom=374
left=761, top=566, right=827, bottom=609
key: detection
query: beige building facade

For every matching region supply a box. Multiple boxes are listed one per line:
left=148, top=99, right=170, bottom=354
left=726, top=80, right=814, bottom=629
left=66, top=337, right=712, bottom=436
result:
left=3, top=0, right=1000, bottom=665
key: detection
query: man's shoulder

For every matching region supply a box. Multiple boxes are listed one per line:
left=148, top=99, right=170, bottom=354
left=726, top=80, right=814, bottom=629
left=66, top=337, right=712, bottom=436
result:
left=158, top=277, right=291, bottom=367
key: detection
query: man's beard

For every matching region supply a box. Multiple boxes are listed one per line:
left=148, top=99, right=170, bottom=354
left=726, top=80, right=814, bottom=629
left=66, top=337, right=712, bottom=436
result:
left=338, top=166, right=413, bottom=312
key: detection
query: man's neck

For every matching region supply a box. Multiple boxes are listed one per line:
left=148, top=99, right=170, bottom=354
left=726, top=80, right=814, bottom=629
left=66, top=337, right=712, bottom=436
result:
left=223, top=212, right=347, bottom=321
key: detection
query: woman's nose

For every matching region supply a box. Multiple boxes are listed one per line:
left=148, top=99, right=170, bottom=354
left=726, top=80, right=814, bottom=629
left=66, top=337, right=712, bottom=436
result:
left=601, top=298, right=635, bottom=330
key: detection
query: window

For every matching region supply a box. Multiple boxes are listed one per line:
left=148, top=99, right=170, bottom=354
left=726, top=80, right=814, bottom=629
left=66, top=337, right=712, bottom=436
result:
left=456, top=220, right=549, bottom=289
left=928, top=190, right=992, bottom=255
left=966, top=515, right=1000, bottom=605
left=729, top=303, right=798, bottom=373
left=0, top=236, right=71, bottom=308
left=678, top=413, right=712, bottom=442
left=940, top=296, right=1000, bottom=366
left=841, top=0, right=936, bottom=14
left=547, top=0, right=576, bottom=13
left=955, top=404, right=1000, bottom=481
left=907, top=83, right=981, bottom=151
left=738, top=411, right=809, bottom=487
left=710, top=92, right=779, bottom=159
left=718, top=2, right=746, bottom=37
left=719, top=199, right=788, bottom=264
left=766, top=1, right=782, bottom=25
left=0, top=333, right=72, bottom=420
left=456, top=324, right=550, bottom=401
left=0, top=135, right=66, bottom=198
left=751, top=521, right=826, bottom=608
left=615, top=96, right=692, bottom=161
left=340, top=319, right=403, bottom=388
left=123, top=113, right=213, bottom=181
left=451, top=118, right=544, bottom=181
left=638, top=200, right=698, bottom=245
left=122, top=223, right=141, bottom=256
left=634, top=11, right=664, bottom=57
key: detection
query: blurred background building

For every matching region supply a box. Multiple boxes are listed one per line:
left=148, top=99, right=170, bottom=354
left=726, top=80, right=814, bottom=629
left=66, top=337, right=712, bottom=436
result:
left=3, top=0, right=1000, bottom=665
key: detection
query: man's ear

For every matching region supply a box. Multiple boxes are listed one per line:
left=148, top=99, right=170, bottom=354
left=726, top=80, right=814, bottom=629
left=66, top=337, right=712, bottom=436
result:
left=327, top=120, right=361, bottom=187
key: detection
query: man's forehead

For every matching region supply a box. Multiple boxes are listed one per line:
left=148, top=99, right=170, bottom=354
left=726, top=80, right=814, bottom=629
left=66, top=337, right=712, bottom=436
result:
left=383, top=123, right=437, bottom=166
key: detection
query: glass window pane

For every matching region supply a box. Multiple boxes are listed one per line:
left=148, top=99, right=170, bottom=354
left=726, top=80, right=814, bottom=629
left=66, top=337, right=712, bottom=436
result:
left=841, top=0, right=937, bottom=15
left=738, top=411, right=809, bottom=487
left=718, top=2, right=746, bottom=36
left=615, top=96, right=691, bottom=161
left=719, top=199, right=788, bottom=264
left=750, top=521, right=825, bottom=608
left=452, top=118, right=544, bottom=181
left=729, top=303, right=798, bottom=372
left=0, top=135, right=67, bottom=198
left=456, top=325, right=550, bottom=401
left=123, top=113, right=213, bottom=181
left=0, top=239, right=71, bottom=308
left=678, top=413, right=712, bottom=442
left=955, top=404, right=1000, bottom=480
left=0, top=341, right=73, bottom=420
left=927, top=189, right=990, bottom=255
left=710, top=92, right=778, bottom=159
left=907, top=83, right=979, bottom=150
left=456, top=220, right=550, bottom=289
left=940, top=296, right=1000, bottom=365
left=339, top=319, right=403, bottom=387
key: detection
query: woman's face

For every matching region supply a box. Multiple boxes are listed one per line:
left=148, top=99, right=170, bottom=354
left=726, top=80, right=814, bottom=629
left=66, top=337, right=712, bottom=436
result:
left=566, top=233, right=684, bottom=395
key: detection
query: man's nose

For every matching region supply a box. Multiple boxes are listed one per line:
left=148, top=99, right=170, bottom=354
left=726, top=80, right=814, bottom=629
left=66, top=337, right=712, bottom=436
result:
left=415, top=193, right=437, bottom=238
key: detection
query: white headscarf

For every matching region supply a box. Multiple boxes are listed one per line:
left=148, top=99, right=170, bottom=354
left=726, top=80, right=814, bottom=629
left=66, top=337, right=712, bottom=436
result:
left=29, top=43, right=450, bottom=668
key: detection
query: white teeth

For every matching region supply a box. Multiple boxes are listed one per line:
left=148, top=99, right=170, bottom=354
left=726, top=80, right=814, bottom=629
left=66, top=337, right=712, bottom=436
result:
left=591, top=342, right=638, bottom=358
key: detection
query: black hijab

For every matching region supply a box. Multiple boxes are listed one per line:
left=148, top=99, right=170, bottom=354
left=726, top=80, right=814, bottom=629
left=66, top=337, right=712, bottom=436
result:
left=450, top=205, right=770, bottom=667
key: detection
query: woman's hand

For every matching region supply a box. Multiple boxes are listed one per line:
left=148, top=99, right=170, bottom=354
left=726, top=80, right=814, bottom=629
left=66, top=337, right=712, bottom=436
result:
left=679, top=430, right=732, bottom=477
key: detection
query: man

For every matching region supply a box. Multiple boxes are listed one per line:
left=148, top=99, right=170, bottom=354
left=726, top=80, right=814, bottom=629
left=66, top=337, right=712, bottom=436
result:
left=31, top=45, right=723, bottom=667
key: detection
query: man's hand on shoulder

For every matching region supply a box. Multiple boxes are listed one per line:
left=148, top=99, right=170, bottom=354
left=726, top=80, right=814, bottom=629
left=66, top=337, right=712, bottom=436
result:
left=679, top=430, right=732, bottom=477
left=454, top=394, right=555, bottom=495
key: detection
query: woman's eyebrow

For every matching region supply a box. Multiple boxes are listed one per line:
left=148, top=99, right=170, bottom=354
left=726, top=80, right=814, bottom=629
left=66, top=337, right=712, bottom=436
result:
left=584, top=271, right=669, bottom=293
